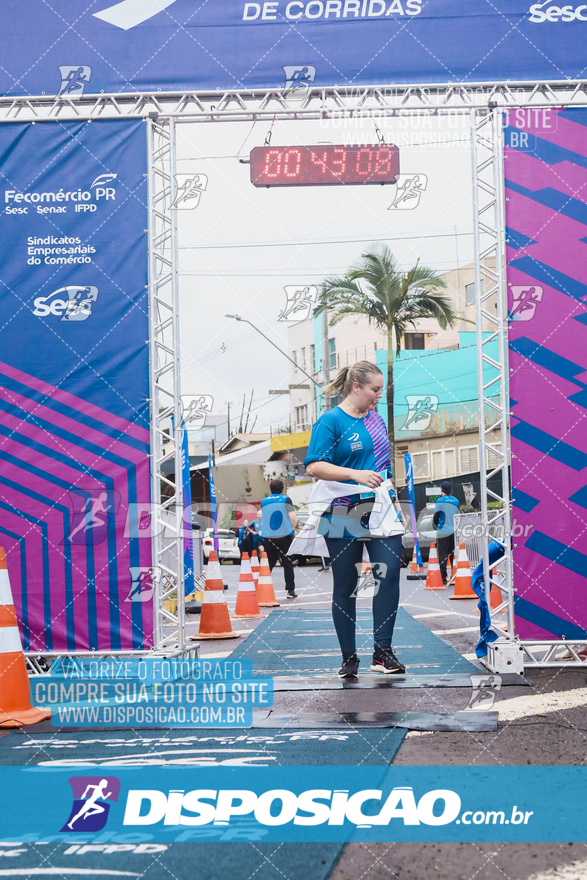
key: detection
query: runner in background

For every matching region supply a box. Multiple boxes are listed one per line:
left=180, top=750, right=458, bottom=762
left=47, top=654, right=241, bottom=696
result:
left=233, top=519, right=254, bottom=560
left=261, top=480, right=299, bottom=598
left=304, top=361, right=405, bottom=678
left=433, top=480, right=460, bottom=585
left=250, top=508, right=265, bottom=554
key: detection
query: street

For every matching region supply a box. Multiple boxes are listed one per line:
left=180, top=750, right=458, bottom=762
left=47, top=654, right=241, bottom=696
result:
left=1, top=564, right=586, bottom=879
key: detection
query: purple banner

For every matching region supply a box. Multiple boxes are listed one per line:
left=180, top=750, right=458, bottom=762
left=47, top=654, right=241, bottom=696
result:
left=0, top=120, right=151, bottom=652
left=506, top=108, right=587, bottom=640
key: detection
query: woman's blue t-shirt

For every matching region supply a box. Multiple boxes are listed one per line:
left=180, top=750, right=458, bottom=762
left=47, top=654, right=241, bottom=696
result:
left=304, top=407, right=391, bottom=505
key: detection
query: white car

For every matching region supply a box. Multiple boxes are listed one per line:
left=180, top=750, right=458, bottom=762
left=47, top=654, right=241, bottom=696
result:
left=201, top=528, right=241, bottom=563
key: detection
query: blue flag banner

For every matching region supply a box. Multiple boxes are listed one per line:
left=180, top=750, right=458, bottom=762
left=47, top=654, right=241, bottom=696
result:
left=0, top=119, right=150, bottom=653
left=404, top=453, right=423, bottom=568
left=2, top=766, right=587, bottom=842
left=181, top=419, right=195, bottom=597
left=0, top=1, right=584, bottom=97
left=208, top=453, right=219, bottom=555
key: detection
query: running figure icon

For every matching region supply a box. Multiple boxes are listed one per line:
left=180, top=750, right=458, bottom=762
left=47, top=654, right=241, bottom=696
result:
left=404, top=396, right=437, bottom=429
left=172, top=173, right=208, bottom=209
left=57, top=66, right=92, bottom=97
left=509, top=285, right=543, bottom=321
left=66, top=492, right=109, bottom=543
left=67, top=780, right=112, bottom=830
left=279, top=285, right=318, bottom=321
left=388, top=174, right=428, bottom=210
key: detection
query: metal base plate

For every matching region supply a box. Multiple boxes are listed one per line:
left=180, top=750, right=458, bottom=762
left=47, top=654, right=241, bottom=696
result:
left=271, top=672, right=529, bottom=691
left=252, top=710, right=498, bottom=732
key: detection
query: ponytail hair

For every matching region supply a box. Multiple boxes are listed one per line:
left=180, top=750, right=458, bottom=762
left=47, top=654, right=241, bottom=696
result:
left=324, top=360, right=383, bottom=397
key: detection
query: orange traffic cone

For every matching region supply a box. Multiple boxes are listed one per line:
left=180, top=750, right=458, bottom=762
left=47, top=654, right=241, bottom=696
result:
left=424, top=543, right=446, bottom=590
left=251, top=551, right=260, bottom=590
left=449, top=543, right=476, bottom=599
left=407, top=545, right=426, bottom=580
left=489, top=578, right=502, bottom=610
left=233, top=553, right=265, bottom=619
left=0, top=547, right=51, bottom=728
left=257, top=552, right=280, bottom=608
left=411, top=547, right=424, bottom=575
left=475, top=570, right=502, bottom=611
left=191, top=551, right=242, bottom=641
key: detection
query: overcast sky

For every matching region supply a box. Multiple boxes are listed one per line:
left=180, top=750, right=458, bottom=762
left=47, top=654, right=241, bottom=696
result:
left=175, top=110, right=474, bottom=432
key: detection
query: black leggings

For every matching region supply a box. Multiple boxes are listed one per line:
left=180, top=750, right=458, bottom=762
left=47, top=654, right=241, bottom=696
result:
left=324, top=535, right=402, bottom=656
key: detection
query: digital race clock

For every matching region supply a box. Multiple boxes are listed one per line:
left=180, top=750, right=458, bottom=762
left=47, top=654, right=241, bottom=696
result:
left=249, top=144, right=399, bottom=187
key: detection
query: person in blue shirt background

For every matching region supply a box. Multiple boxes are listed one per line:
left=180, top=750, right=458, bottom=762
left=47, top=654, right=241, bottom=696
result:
left=304, top=360, right=405, bottom=679
left=433, top=480, right=461, bottom=585
left=261, top=480, right=299, bottom=598
left=249, top=509, right=264, bottom=554
left=233, top=519, right=254, bottom=559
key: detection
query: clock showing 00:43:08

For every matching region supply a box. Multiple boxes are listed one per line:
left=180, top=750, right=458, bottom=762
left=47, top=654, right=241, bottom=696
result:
left=249, top=143, right=400, bottom=187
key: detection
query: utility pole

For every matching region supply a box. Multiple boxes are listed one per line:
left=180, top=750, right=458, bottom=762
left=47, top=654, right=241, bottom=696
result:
left=322, top=306, right=330, bottom=411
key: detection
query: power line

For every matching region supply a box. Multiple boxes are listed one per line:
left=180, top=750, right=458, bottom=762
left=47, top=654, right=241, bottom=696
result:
left=179, top=260, right=471, bottom=277
left=178, top=231, right=473, bottom=250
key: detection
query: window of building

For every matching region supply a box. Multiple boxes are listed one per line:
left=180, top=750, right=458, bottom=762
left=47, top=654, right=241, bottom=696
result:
left=295, top=405, right=309, bottom=429
left=459, top=445, right=479, bottom=474
left=487, top=444, right=502, bottom=470
left=310, top=343, right=315, bottom=373
left=300, top=347, right=306, bottom=372
left=431, top=448, right=455, bottom=479
left=292, top=350, right=297, bottom=368
left=404, top=333, right=425, bottom=350
left=465, top=278, right=484, bottom=305
left=329, top=338, right=336, bottom=369
left=412, top=451, right=429, bottom=479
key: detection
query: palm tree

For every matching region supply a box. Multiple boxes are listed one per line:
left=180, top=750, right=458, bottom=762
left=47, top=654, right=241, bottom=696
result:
left=315, top=243, right=457, bottom=471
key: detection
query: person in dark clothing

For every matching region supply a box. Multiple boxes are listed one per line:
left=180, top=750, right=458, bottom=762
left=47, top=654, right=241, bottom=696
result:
left=234, top=519, right=254, bottom=559
left=261, top=480, right=299, bottom=598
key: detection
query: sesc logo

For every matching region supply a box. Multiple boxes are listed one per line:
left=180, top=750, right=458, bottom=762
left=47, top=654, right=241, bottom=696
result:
left=528, top=1, right=587, bottom=20
left=33, top=286, right=99, bottom=322
left=61, top=776, right=121, bottom=832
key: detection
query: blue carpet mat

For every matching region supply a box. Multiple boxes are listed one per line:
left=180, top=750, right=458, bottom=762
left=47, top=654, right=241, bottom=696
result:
left=0, top=725, right=405, bottom=766
left=0, top=726, right=402, bottom=880
left=0, top=840, right=344, bottom=880
left=229, top=608, right=478, bottom=675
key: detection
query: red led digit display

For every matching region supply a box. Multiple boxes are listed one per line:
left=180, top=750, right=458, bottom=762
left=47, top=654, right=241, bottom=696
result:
left=249, top=144, right=399, bottom=187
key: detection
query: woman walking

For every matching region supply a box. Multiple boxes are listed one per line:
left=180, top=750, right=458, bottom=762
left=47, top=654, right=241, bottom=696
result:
left=303, top=361, right=405, bottom=678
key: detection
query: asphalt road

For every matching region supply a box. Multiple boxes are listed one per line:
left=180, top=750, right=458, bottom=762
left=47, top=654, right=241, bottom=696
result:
left=192, top=561, right=587, bottom=880
left=4, top=562, right=586, bottom=880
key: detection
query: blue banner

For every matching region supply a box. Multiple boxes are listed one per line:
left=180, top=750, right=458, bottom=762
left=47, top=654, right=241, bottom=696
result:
left=181, top=418, right=196, bottom=596
left=208, top=453, right=219, bottom=555
left=404, top=453, right=423, bottom=568
left=0, top=1, right=584, bottom=97
left=0, top=119, right=151, bottom=652
left=1, top=766, right=587, bottom=842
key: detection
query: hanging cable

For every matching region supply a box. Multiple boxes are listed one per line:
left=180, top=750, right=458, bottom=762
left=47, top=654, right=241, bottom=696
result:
left=264, top=114, right=277, bottom=146
left=373, top=117, right=386, bottom=144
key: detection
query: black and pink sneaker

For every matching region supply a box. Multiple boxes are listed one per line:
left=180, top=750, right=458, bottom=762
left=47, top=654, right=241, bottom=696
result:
left=370, top=646, right=405, bottom=675
left=338, top=654, right=360, bottom=678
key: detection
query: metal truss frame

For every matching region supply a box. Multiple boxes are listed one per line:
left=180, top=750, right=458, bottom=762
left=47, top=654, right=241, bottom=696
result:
left=147, top=116, right=193, bottom=659
left=7, top=80, right=586, bottom=672
left=470, top=106, right=516, bottom=672
left=0, top=79, right=586, bottom=123
left=469, top=102, right=587, bottom=671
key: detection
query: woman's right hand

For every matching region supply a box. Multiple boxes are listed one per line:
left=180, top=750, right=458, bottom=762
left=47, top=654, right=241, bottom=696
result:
left=353, top=469, right=383, bottom=489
